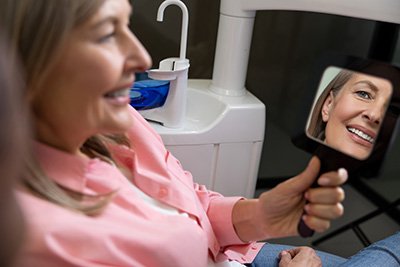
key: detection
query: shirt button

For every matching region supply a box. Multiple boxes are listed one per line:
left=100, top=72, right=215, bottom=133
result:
left=241, top=256, right=247, bottom=261
left=176, top=159, right=182, bottom=167
left=158, top=187, right=168, bottom=198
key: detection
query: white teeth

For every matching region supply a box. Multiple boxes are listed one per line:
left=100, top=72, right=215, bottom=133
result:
left=105, top=88, right=130, bottom=98
left=347, top=127, right=375, bottom=143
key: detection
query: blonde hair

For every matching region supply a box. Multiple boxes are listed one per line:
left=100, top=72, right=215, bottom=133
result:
left=0, top=35, right=29, bottom=182
left=0, top=0, right=130, bottom=215
left=307, top=70, right=354, bottom=140
left=0, top=34, right=29, bottom=267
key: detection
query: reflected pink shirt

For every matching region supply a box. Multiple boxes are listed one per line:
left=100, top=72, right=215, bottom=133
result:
left=16, top=107, right=262, bottom=266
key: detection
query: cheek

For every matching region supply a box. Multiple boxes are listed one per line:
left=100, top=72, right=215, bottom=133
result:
left=325, top=104, right=350, bottom=141
left=61, top=45, right=124, bottom=91
left=330, top=99, right=359, bottom=123
left=76, top=62, right=122, bottom=93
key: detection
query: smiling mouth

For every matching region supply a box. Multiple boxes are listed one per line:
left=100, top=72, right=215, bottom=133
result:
left=104, top=88, right=131, bottom=98
left=347, top=127, right=375, bottom=144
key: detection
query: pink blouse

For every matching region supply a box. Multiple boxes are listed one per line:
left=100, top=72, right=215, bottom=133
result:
left=15, top=107, right=262, bottom=266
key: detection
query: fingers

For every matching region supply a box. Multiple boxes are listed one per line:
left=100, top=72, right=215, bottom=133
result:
left=306, top=187, right=345, bottom=204
left=305, top=203, right=344, bottom=220
left=301, top=214, right=331, bottom=232
left=302, top=202, right=344, bottom=232
left=278, top=250, right=292, bottom=266
left=317, top=168, right=348, bottom=187
left=286, top=246, right=317, bottom=257
left=302, top=169, right=346, bottom=233
left=279, top=247, right=322, bottom=267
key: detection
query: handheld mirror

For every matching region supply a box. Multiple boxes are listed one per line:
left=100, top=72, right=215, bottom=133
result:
left=292, top=55, right=400, bottom=237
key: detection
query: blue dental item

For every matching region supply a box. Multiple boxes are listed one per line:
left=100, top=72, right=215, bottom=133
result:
left=130, top=79, right=170, bottom=110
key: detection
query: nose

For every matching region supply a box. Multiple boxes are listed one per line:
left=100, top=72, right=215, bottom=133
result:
left=362, top=104, right=385, bottom=126
left=124, top=31, right=152, bottom=73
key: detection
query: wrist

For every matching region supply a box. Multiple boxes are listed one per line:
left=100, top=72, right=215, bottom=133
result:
left=232, top=198, right=268, bottom=242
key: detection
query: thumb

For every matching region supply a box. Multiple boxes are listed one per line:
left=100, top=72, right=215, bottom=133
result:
left=289, top=156, right=320, bottom=192
left=279, top=251, right=292, bottom=267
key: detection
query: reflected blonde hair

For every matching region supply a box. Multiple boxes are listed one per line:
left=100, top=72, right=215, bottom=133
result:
left=307, top=70, right=354, bottom=140
left=0, top=0, right=130, bottom=215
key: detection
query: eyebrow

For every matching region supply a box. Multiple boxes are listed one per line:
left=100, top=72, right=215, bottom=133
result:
left=90, top=8, right=132, bottom=30
left=353, top=80, right=379, bottom=92
left=354, top=80, right=392, bottom=109
left=90, top=17, right=117, bottom=30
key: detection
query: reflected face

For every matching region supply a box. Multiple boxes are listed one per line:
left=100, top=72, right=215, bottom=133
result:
left=30, top=0, right=151, bottom=153
left=322, top=73, right=392, bottom=159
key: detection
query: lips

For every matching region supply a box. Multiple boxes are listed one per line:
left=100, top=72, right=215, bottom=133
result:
left=346, top=126, right=375, bottom=144
left=103, top=87, right=132, bottom=106
left=104, top=88, right=130, bottom=98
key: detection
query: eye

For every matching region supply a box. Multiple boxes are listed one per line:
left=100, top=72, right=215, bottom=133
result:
left=355, top=90, right=372, bottom=100
left=98, top=31, right=116, bottom=43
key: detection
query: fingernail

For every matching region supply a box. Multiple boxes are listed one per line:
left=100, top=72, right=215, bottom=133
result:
left=338, top=168, right=348, bottom=180
left=280, top=251, right=288, bottom=256
left=304, top=204, right=310, bottom=213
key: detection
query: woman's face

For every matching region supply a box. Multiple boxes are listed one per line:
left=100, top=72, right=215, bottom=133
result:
left=322, top=73, right=392, bottom=159
left=30, top=0, right=151, bottom=153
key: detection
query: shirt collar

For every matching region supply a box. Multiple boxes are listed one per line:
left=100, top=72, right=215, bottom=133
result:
left=34, top=141, right=93, bottom=193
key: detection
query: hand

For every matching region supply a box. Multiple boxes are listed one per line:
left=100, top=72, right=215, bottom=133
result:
left=256, top=156, right=348, bottom=238
left=279, top=247, right=322, bottom=267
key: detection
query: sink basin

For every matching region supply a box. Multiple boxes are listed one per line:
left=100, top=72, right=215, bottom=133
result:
left=184, top=85, right=227, bottom=131
left=148, top=80, right=227, bottom=135
left=148, top=79, right=265, bottom=146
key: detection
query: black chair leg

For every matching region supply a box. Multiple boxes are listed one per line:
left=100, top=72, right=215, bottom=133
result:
left=352, top=225, right=371, bottom=247
left=312, top=197, right=400, bottom=247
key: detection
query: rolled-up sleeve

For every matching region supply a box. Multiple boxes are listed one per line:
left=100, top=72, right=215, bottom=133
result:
left=194, top=184, right=263, bottom=263
left=207, top=195, right=245, bottom=247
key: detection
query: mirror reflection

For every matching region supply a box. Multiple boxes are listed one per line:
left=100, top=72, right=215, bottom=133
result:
left=306, top=67, right=393, bottom=160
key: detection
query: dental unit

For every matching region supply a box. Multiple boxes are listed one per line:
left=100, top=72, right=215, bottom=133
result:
left=131, top=0, right=400, bottom=198
left=134, top=0, right=189, bottom=128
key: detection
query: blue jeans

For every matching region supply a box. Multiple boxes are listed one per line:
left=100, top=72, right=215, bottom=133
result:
left=247, top=232, right=400, bottom=267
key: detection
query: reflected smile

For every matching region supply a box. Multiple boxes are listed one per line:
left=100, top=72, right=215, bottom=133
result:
left=347, top=127, right=375, bottom=144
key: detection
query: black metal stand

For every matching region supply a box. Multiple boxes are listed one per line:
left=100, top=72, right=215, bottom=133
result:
left=312, top=197, right=400, bottom=247
left=256, top=175, right=400, bottom=247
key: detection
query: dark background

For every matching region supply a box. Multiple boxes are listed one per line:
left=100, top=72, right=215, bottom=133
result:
left=131, top=1, right=400, bottom=205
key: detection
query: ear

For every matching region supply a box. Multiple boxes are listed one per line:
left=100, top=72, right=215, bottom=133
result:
left=321, top=91, right=334, bottom=122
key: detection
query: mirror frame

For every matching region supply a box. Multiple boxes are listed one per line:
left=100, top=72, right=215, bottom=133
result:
left=292, top=54, right=400, bottom=177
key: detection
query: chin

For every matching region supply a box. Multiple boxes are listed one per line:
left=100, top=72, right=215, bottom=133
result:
left=97, top=108, right=133, bottom=134
left=346, top=148, right=370, bottom=160
left=104, top=117, right=134, bottom=134
left=111, top=121, right=133, bottom=133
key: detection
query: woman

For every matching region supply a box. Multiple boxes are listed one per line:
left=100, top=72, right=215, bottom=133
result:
left=308, top=69, right=392, bottom=160
left=3, top=0, right=396, bottom=266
